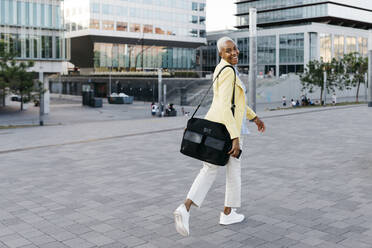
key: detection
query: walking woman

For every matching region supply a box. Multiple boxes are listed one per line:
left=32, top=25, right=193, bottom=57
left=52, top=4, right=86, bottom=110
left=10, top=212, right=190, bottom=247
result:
left=174, top=37, right=266, bottom=236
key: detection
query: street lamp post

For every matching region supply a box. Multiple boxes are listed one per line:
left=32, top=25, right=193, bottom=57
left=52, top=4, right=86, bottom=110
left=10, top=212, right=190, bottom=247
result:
left=323, top=71, right=327, bottom=106
left=158, top=68, right=162, bottom=117
left=368, top=29, right=372, bottom=107
left=39, top=66, right=44, bottom=126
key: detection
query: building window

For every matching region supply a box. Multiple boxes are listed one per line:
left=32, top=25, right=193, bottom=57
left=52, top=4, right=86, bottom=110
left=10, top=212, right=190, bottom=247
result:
left=199, top=16, right=205, bottom=25
left=280, top=33, right=304, bottom=64
left=358, top=37, right=368, bottom=57
left=191, top=15, right=198, bottom=24
left=199, top=30, right=206, bottom=38
left=91, top=3, right=100, bottom=14
left=346, top=36, right=356, bottom=54
left=90, top=19, right=100, bottom=29
left=102, top=4, right=111, bottom=15
left=117, top=22, right=128, bottom=32
left=130, top=23, right=141, bottom=33
left=25, top=2, right=30, bottom=26
left=320, top=33, right=331, bottom=62
left=143, top=24, right=153, bottom=33
left=56, top=36, right=61, bottom=59
left=33, top=37, right=38, bottom=58
left=199, top=3, right=205, bottom=11
left=155, top=27, right=165, bottom=35
left=47, top=4, right=52, bottom=27
left=41, top=36, right=52, bottom=59
left=25, top=36, right=30, bottom=58
left=40, top=4, right=45, bottom=26
left=309, top=32, right=317, bottom=61
left=192, top=2, right=198, bottom=11
left=189, top=29, right=198, bottom=37
left=33, top=3, right=37, bottom=26
left=333, top=35, right=344, bottom=60
left=258, top=35, right=276, bottom=66
left=103, top=20, right=114, bottom=30
left=17, top=1, right=21, bottom=25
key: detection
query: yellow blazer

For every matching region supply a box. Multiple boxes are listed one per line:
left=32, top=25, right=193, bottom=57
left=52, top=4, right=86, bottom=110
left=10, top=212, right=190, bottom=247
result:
left=205, top=59, right=257, bottom=139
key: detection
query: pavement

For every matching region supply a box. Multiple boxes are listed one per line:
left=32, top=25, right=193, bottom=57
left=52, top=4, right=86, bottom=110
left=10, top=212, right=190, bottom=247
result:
left=0, top=99, right=372, bottom=248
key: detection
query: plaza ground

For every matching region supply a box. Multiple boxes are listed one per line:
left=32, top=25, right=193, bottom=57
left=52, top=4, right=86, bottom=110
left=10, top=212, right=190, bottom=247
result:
left=0, top=100, right=371, bottom=248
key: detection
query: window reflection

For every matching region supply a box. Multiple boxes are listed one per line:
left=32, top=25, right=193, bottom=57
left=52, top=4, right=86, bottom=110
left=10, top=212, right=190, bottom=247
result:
left=90, top=19, right=100, bottom=29
left=334, top=35, right=344, bottom=59
left=117, top=22, right=128, bottom=32
left=320, top=33, right=331, bottom=62
left=103, top=20, right=114, bottom=31
left=346, top=36, right=356, bottom=54
left=93, top=42, right=196, bottom=71
left=190, top=29, right=198, bottom=37
left=143, top=24, right=153, bottom=33
left=199, top=16, right=206, bottom=25
left=155, top=27, right=165, bottom=35
left=192, top=2, right=198, bottom=11
left=130, top=23, right=141, bottom=33
left=358, top=37, right=368, bottom=57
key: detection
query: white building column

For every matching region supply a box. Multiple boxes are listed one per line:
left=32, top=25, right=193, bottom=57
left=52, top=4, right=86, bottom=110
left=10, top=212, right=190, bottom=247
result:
left=304, top=32, right=310, bottom=68
left=276, top=33, right=279, bottom=78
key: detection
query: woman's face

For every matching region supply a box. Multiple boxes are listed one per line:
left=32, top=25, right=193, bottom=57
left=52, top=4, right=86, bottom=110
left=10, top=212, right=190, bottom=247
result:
left=219, top=40, right=239, bottom=65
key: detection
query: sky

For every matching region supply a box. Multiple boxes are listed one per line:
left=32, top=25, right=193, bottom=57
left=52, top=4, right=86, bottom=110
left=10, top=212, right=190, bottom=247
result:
left=206, top=0, right=236, bottom=32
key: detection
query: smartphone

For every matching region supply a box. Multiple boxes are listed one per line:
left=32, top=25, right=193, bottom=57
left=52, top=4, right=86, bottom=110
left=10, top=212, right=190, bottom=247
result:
left=236, top=149, right=242, bottom=159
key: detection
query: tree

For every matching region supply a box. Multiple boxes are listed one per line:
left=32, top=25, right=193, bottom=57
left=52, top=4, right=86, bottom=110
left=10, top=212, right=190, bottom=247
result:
left=0, top=39, right=36, bottom=110
left=9, top=61, right=35, bottom=111
left=300, top=58, right=342, bottom=105
left=0, top=39, right=11, bottom=107
left=341, top=52, right=368, bottom=102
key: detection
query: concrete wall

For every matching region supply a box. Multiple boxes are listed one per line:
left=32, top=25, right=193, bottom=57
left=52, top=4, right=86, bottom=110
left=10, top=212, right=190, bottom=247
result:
left=243, top=74, right=368, bottom=105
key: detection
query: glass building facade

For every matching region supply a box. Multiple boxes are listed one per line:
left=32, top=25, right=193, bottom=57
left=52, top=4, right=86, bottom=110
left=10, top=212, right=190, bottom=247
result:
left=0, top=0, right=66, bottom=61
left=279, top=33, right=304, bottom=74
left=93, top=43, right=196, bottom=71
left=236, top=0, right=326, bottom=12
left=236, top=1, right=372, bottom=30
left=237, top=3, right=328, bottom=27
left=202, top=29, right=368, bottom=76
left=201, top=40, right=217, bottom=72
left=65, top=0, right=205, bottom=71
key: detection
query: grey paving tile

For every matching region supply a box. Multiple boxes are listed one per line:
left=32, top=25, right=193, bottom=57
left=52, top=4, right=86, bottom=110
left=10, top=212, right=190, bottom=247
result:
left=1, top=106, right=372, bottom=248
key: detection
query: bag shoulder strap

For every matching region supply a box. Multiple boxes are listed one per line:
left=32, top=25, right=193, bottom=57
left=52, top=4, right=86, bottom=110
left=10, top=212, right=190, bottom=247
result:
left=191, top=65, right=236, bottom=119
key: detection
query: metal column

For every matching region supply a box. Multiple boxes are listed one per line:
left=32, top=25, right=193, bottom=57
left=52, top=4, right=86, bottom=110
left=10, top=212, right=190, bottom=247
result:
left=368, top=30, right=372, bottom=107
left=248, top=8, right=257, bottom=112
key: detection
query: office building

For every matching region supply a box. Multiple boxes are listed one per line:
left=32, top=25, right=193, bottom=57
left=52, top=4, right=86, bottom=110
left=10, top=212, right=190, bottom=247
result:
left=0, top=0, right=66, bottom=111
left=64, top=0, right=206, bottom=73
left=201, top=1, right=371, bottom=76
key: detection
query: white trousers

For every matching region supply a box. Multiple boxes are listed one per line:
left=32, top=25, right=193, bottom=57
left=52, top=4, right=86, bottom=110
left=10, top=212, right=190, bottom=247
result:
left=186, top=143, right=242, bottom=208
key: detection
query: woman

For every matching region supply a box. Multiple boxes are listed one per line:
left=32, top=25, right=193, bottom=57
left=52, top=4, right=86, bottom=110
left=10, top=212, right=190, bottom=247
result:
left=173, top=36, right=266, bottom=236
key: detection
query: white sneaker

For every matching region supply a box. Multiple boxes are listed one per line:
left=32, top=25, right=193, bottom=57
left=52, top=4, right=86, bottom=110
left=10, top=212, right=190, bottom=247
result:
left=219, top=209, right=245, bottom=225
left=173, top=204, right=190, bottom=236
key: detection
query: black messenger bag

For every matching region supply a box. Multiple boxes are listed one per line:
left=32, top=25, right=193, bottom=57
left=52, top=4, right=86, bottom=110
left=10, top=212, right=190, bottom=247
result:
left=180, top=65, right=237, bottom=166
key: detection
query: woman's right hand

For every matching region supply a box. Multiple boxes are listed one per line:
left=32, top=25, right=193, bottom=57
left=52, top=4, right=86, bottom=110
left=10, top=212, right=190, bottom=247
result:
left=228, top=138, right=240, bottom=158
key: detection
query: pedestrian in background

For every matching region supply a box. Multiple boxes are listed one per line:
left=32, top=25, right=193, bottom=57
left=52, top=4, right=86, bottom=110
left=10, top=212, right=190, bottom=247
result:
left=332, top=93, right=337, bottom=105
left=151, top=102, right=158, bottom=116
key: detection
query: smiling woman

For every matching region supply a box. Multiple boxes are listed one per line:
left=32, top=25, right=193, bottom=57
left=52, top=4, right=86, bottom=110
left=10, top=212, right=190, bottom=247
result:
left=206, top=0, right=236, bottom=31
